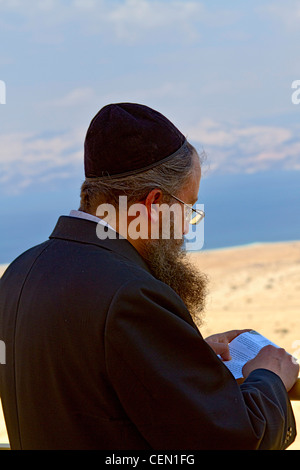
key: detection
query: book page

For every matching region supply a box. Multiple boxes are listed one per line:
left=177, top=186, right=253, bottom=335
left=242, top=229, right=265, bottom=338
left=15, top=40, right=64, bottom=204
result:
left=222, top=330, right=278, bottom=379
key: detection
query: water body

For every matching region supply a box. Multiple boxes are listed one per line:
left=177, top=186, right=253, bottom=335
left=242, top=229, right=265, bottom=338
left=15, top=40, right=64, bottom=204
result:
left=199, top=169, right=300, bottom=251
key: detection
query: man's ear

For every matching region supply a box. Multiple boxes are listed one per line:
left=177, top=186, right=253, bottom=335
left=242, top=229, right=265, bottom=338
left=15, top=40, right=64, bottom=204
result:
left=144, top=189, right=163, bottom=223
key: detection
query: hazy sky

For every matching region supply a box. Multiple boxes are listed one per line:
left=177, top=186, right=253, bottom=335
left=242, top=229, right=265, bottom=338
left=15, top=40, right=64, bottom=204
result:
left=0, top=0, right=300, bottom=195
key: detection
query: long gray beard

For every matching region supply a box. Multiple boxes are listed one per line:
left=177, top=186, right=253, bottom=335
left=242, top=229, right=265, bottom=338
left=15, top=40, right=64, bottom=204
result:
left=141, top=237, right=208, bottom=328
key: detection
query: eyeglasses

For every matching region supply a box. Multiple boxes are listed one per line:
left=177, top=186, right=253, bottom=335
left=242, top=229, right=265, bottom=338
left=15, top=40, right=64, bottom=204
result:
left=169, top=193, right=205, bottom=225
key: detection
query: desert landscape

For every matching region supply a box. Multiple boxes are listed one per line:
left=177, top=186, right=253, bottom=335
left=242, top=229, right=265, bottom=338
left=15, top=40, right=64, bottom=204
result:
left=1, top=239, right=299, bottom=449
left=191, top=240, right=300, bottom=450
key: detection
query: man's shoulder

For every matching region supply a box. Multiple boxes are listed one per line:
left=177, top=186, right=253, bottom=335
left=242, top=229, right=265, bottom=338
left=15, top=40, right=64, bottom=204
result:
left=1, top=235, right=166, bottom=301
left=1, top=233, right=185, bottom=315
left=2, top=235, right=146, bottom=277
left=0, top=240, right=52, bottom=283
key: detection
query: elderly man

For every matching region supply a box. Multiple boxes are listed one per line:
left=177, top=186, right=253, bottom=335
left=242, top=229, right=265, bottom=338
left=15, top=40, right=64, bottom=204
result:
left=0, top=103, right=298, bottom=450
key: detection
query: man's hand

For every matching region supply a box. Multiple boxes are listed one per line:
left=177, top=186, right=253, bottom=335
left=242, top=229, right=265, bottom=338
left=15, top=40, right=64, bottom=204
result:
left=242, top=345, right=299, bottom=391
left=205, top=329, right=251, bottom=361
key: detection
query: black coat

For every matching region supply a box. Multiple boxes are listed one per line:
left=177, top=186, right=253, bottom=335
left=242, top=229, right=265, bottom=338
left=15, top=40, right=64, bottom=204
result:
left=0, top=216, right=296, bottom=449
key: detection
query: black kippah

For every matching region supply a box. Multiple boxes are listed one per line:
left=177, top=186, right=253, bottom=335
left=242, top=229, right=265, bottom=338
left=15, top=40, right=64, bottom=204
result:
left=84, top=102, right=187, bottom=178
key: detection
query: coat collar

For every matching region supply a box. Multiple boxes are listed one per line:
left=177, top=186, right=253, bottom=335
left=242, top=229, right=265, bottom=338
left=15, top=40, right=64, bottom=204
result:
left=49, top=216, right=151, bottom=274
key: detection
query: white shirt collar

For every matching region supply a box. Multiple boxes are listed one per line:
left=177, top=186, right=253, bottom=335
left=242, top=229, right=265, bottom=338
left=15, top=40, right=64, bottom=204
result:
left=69, top=210, right=116, bottom=232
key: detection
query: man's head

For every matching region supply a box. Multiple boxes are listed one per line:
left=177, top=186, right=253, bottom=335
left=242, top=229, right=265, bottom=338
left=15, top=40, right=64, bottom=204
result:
left=79, top=103, right=208, bottom=326
left=80, top=102, right=203, bottom=235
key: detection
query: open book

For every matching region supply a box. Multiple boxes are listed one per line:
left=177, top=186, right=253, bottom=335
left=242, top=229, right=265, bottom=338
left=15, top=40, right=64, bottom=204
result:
left=222, top=330, right=279, bottom=379
left=221, top=330, right=300, bottom=400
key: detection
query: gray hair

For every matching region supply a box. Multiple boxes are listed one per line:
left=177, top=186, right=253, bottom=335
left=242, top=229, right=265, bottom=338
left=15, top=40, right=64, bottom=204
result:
left=79, top=141, right=200, bottom=213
